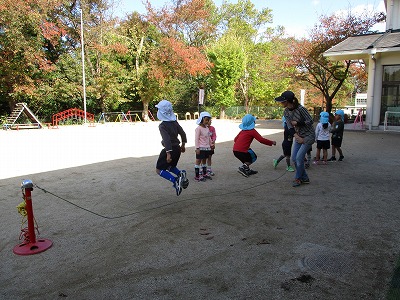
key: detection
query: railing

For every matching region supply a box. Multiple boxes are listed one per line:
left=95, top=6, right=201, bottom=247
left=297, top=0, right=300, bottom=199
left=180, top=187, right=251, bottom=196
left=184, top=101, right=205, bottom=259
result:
left=52, top=108, right=95, bottom=126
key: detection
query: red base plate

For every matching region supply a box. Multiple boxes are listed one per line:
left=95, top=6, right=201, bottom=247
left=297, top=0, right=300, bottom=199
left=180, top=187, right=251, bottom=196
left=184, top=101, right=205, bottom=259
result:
left=13, top=239, right=53, bottom=255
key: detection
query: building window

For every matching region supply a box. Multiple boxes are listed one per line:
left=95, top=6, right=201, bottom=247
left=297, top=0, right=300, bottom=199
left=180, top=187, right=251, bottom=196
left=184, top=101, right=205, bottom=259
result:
left=381, top=65, right=400, bottom=123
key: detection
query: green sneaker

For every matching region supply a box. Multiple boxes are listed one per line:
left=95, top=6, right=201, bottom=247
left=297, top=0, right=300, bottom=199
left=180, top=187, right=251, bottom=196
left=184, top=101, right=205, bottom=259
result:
left=273, top=159, right=278, bottom=169
left=286, top=166, right=295, bottom=172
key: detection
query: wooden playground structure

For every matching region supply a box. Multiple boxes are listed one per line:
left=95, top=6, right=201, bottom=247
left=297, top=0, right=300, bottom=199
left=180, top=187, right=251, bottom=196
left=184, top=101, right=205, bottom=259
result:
left=3, top=103, right=43, bottom=130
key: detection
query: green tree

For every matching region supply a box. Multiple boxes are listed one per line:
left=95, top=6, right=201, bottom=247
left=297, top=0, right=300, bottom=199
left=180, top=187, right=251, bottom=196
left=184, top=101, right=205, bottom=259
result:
left=214, top=0, right=289, bottom=112
left=290, top=11, right=385, bottom=113
left=207, top=33, right=246, bottom=118
left=117, top=12, right=163, bottom=120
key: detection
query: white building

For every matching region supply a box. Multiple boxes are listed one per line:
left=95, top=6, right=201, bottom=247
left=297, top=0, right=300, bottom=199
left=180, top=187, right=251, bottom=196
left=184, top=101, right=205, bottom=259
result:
left=342, top=93, right=367, bottom=117
left=324, top=0, right=400, bottom=130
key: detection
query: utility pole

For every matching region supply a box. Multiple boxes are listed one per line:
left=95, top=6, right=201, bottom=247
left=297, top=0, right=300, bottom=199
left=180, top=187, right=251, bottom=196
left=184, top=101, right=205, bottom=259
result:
left=80, top=8, right=87, bottom=124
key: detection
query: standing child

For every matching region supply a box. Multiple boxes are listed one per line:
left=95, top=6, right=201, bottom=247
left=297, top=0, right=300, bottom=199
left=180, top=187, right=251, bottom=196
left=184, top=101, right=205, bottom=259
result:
left=273, top=116, right=294, bottom=172
left=233, top=114, right=276, bottom=177
left=313, top=111, right=331, bottom=165
left=206, top=118, right=217, bottom=176
left=194, top=112, right=214, bottom=181
left=155, top=100, right=189, bottom=196
left=328, top=109, right=345, bottom=161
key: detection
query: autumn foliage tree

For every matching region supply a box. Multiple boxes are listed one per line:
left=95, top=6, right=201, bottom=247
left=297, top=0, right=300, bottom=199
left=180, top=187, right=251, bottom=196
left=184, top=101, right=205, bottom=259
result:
left=289, top=11, right=385, bottom=113
left=0, top=0, right=64, bottom=111
left=144, top=0, right=214, bottom=87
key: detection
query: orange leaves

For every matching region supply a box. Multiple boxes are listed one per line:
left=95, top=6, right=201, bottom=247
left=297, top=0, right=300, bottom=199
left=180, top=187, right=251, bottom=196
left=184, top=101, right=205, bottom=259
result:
left=40, top=21, right=66, bottom=46
left=143, top=0, right=214, bottom=84
left=165, top=37, right=211, bottom=75
left=148, top=35, right=212, bottom=85
left=92, top=42, right=129, bottom=55
left=109, top=43, right=129, bottom=55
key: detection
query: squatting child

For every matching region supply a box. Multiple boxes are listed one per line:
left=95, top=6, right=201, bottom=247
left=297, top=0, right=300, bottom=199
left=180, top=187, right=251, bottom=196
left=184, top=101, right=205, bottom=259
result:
left=233, top=114, right=276, bottom=177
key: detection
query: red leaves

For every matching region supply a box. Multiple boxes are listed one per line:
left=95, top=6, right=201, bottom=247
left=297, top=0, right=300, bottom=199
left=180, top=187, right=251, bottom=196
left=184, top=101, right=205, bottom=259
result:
left=144, top=0, right=214, bottom=84
left=149, top=37, right=212, bottom=85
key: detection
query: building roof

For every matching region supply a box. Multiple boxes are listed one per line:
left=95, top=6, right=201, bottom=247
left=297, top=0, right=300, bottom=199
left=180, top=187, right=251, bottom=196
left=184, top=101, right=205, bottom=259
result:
left=324, top=30, right=400, bottom=60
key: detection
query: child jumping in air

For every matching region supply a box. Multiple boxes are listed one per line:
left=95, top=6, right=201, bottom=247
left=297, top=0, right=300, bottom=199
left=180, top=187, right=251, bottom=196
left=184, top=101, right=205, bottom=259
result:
left=313, top=111, right=331, bottom=165
left=155, top=100, right=189, bottom=196
left=194, top=112, right=214, bottom=181
left=328, top=110, right=345, bottom=162
left=206, top=118, right=217, bottom=176
left=233, top=114, right=276, bottom=177
left=273, top=116, right=294, bottom=172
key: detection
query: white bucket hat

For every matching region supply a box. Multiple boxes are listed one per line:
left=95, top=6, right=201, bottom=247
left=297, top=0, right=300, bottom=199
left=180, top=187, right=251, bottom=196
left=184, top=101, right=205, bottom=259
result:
left=196, top=111, right=212, bottom=125
left=155, top=100, right=176, bottom=121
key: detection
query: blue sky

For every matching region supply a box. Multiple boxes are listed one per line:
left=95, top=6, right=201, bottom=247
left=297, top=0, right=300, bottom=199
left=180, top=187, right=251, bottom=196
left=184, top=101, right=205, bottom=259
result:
left=114, top=0, right=386, bottom=37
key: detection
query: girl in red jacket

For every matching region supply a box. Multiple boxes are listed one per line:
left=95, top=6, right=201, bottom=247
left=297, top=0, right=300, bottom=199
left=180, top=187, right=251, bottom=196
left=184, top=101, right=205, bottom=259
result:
left=233, top=114, right=276, bottom=177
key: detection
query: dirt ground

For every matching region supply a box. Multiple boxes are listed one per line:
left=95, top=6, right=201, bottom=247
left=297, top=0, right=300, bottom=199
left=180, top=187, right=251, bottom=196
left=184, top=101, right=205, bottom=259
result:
left=1, top=119, right=400, bottom=300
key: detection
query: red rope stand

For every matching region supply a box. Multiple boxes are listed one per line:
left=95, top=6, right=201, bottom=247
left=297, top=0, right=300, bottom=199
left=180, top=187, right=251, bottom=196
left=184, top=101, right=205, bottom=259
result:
left=13, top=180, right=53, bottom=255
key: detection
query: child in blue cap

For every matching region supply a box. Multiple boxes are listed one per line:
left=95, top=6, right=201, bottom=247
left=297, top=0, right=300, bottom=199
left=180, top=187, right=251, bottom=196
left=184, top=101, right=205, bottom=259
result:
left=314, top=111, right=331, bottom=165
left=155, top=100, right=189, bottom=195
left=328, top=109, right=345, bottom=161
left=233, top=114, right=276, bottom=177
left=273, top=116, right=295, bottom=172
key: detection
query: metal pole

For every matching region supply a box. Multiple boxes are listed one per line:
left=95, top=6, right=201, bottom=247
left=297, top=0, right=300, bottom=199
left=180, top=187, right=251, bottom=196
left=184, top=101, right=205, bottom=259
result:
left=24, top=182, right=36, bottom=244
left=13, top=180, right=53, bottom=255
left=80, top=8, right=87, bottom=124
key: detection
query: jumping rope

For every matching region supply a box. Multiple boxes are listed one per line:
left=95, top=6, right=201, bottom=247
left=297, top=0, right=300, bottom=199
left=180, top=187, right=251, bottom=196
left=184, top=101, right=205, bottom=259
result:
left=33, top=171, right=287, bottom=220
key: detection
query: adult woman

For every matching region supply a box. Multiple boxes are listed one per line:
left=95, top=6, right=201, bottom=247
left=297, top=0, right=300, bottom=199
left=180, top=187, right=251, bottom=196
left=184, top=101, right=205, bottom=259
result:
left=275, top=91, right=315, bottom=187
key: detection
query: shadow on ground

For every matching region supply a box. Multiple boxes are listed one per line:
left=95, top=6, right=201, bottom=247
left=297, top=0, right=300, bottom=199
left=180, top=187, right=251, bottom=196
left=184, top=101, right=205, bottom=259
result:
left=1, top=120, right=399, bottom=299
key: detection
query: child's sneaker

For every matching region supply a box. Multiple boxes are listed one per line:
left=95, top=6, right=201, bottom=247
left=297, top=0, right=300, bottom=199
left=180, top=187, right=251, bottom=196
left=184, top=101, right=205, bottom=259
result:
left=174, top=176, right=183, bottom=196
left=238, top=166, right=249, bottom=177
left=338, top=155, right=344, bottom=161
left=180, top=170, right=189, bottom=189
left=292, top=179, right=302, bottom=187
left=301, top=178, right=310, bottom=184
left=320, top=161, right=327, bottom=165
left=273, top=159, right=278, bottom=169
left=203, top=173, right=213, bottom=180
left=247, top=169, right=258, bottom=175
left=312, top=160, right=319, bottom=165
left=194, top=175, right=206, bottom=182
left=207, top=169, right=215, bottom=176
left=327, top=156, right=336, bottom=161
left=286, top=166, right=295, bottom=172
left=305, top=162, right=310, bottom=169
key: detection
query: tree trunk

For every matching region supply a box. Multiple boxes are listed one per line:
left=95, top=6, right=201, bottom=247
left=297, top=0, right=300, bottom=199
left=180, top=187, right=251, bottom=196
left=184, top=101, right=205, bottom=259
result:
left=325, top=96, right=332, bottom=113
left=142, top=101, right=149, bottom=122
left=219, top=107, right=226, bottom=119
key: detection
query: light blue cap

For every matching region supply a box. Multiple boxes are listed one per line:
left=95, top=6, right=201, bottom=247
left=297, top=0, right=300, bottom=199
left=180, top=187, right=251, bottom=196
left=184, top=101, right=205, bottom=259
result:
left=239, top=114, right=256, bottom=130
left=320, top=111, right=329, bottom=124
left=335, top=109, right=345, bottom=121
